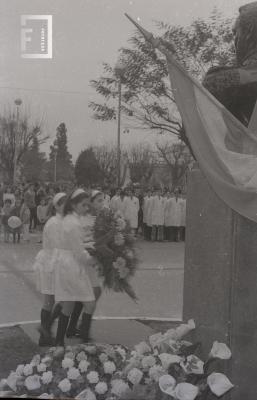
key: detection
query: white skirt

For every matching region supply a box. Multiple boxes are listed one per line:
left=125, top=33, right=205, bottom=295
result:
left=53, top=249, right=95, bottom=302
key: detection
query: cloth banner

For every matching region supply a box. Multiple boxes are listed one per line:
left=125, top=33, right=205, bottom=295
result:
left=162, top=49, right=257, bottom=223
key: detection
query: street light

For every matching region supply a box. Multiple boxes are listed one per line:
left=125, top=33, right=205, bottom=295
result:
left=13, top=98, right=22, bottom=184
left=114, top=60, right=126, bottom=187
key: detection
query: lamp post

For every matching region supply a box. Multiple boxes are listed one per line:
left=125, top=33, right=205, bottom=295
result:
left=13, top=98, right=22, bottom=184
left=114, top=61, right=126, bottom=187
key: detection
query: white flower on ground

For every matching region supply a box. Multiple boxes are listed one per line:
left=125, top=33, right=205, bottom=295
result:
left=62, top=358, right=74, bottom=369
left=209, top=342, right=232, bottom=360
left=75, top=388, right=96, bottom=400
left=174, top=382, right=199, bottom=400
left=53, top=347, right=65, bottom=358
left=127, top=368, right=143, bottom=385
left=76, top=351, right=87, bottom=362
left=87, top=371, right=99, bottom=384
left=6, top=372, right=19, bottom=391
left=37, top=363, right=47, bottom=373
left=116, top=346, right=127, bottom=361
left=41, top=371, right=53, bottom=385
left=141, top=355, right=156, bottom=369
left=111, top=379, right=130, bottom=397
left=104, top=361, right=116, bottom=374
left=159, top=375, right=176, bottom=396
left=207, top=373, right=234, bottom=396
left=83, top=345, right=97, bottom=354
left=181, top=355, right=204, bottom=375
left=159, top=353, right=183, bottom=370
left=41, top=356, right=52, bottom=365
left=30, top=355, right=41, bottom=367
left=95, top=382, right=108, bottom=395
left=149, top=332, right=164, bottom=348
left=67, top=367, right=81, bottom=380
left=149, top=365, right=166, bottom=382
left=99, top=353, right=109, bottom=364
left=134, top=341, right=151, bottom=355
left=23, top=364, right=33, bottom=377
left=78, top=360, right=90, bottom=373
left=24, top=375, right=41, bottom=391
left=58, top=378, right=71, bottom=393
left=16, top=365, right=25, bottom=376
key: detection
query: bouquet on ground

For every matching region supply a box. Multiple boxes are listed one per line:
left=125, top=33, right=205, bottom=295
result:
left=0, top=320, right=234, bottom=399
left=91, top=208, right=138, bottom=300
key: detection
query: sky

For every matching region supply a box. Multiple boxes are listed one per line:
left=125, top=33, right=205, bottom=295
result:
left=0, top=0, right=248, bottom=160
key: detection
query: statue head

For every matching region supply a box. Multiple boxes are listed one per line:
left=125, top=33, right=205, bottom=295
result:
left=233, top=1, right=257, bottom=64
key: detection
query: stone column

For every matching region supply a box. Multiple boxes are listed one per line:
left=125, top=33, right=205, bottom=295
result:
left=183, top=166, right=257, bottom=399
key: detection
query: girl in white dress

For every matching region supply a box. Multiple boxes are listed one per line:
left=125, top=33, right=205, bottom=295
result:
left=66, top=190, right=104, bottom=339
left=54, top=189, right=96, bottom=346
left=33, top=192, right=67, bottom=346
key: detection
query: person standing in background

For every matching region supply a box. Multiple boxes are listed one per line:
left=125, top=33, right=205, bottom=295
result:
left=169, top=189, right=182, bottom=242
left=103, top=187, right=111, bottom=209
left=180, top=193, right=187, bottom=241
left=150, top=188, right=165, bottom=242
left=1, top=199, right=12, bottom=242
left=20, top=199, right=31, bottom=241
left=110, top=188, right=121, bottom=213
left=24, top=184, right=37, bottom=232
left=10, top=198, right=23, bottom=243
left=37, top=198, right=49, bottom=243
left=143, top=189, right=152, bottom=241
left=164, top=191, right=173, bottom=241
left=3, top=186, right=16, bottom=208
left=123, top=188, right=139, bottom=235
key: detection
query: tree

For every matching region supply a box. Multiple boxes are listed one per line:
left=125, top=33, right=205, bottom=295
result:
left=75, top=147, right=103, bottom=187
left=0, top=107, right=47, bottom=182
left=21, top=136, right=48, bottom=182
left=155, top=141, right=194, bottom=189
left=126, top=144, right=156, bottom=184
left=89, top=9, right=234, bottom=147
left=48, top=123, right=74, bottom=181
left=93, top=144, right=118, bottom=186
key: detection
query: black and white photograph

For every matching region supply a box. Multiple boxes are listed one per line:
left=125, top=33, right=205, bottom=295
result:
left=0, top=0, right=256, bottom=398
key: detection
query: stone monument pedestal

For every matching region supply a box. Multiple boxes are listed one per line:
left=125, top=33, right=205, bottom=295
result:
left=184, top=167, right=257, bottom=399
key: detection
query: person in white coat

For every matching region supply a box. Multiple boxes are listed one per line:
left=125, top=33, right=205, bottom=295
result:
left=33, top=192, right=67, bottom=346
left=150, top=188, right=165, bottom=241
left=143, top=189, right=152, bottom=240
left=164, top=191, right=173, bottom=241
left=53, top=189, right=96, bottom=346
left=180, top=193, right=187, bottom=241
left=110, top=188, right=121, bottom=212
left=169, top=189, right=182, bottom=242
left=124, top=188, right=139, bottom=233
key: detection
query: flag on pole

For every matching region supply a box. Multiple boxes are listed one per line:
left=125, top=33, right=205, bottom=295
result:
left=125, top=14, right=257, bottom=223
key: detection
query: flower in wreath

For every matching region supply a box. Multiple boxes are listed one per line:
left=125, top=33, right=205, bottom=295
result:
left=181, top=355, right=204, bottom=375
left=41, top=356, right=52, bottom=366
left=30, top=355, right=41, bottom=367
left=134, top=341, right=152, bottom=355
left=114, top=233, right=125, bottom=246
left=41, top=371, right=53, bottom=385
left=159, top=374, right=176, bottom=396
left=65, top=351, right=75, bottom=360
left=209, top=341, right=232, bottom=360
left=118, top=266, right=130, bottom=279
left=37, top=363, right=47, bottom=373
left=62, top=358, right=74, bottom=369
left=127, top=368, right=143, bottom=385
left=87, top=371, right=99, bottom=384
left=67, top=367, right=81, bottom=380
left=159, top=353, right=183, bottom=370
left=115, top=346, right=127, bottom=361
left=76, top=351, right=88, bottom=362
left=111, top=379, right=130, bottom=397
left=125, top=249, right=134, bottom=259
left=78, top=360, right=90, bottom=373
left=16, top=364, right=25, bottom=376
left=6, top=372, right=19, bottom=391
left=99, top=353, right=109, bottom=364
left=23, top=364, right=33, bottom=376
left=58, top=378, right=71, bottom=393
left=83, top=345, right=97, bottom=354
left=95, top=381, right=108, bottom=395
left=75, top=388, right=96, bottom=400
left=141, top=355, right=156, bottom=370
left=24, top=374, right=41, bottom=391
left=104, top=361, right=116, bottom=375
left=116, top=217, right=126, bottom=231
left=149, top=365, right=166, bottom=382
left=113, top=257, right=126, bottom=270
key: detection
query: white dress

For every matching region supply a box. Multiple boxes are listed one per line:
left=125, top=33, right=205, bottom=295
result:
left=169, top=197, right=182, bottom=227
left=123, top=196, right=139, bottom=229
left=150, top=195, right=165, bottom=226
left=33, top=214, right=63, bottom=295
left=53, top=213, right=95, bottom=302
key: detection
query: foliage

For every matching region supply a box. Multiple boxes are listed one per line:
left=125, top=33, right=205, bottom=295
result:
left=89, top=9, right=235, bottom=146
left=0, top=107, right=47, bottom=182
left=21, top=136, right=48, bottom=182
left=0, top=320, right=234, bottom=399
left=48, top=123, right=74, bottom=182
left=75, top=147, right=103, bottom=187
left=92, top=208, right=138, bottom=300
left=126, top=144, right=156, bottom=184
left=92, top=145, right=118, bottom=186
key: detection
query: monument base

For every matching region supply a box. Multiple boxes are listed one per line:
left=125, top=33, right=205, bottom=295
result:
left=184, top=167, right=257, bottom=399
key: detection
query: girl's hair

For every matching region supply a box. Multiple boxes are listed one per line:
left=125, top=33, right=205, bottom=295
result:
left=91, top=190, right=103, bottom=203
left=63, top=190, right=90, bottom=216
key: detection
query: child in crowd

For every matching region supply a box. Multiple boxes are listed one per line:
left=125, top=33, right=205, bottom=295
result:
left=10, top=198, right=22, bottom=243
left=37, top=198, right=48, bottom=243
left=20, top=200, right=31, bottom=242
left=1, top=199, right=12, bottom=242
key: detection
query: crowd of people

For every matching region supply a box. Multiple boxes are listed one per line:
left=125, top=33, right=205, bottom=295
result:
left=0, top=181, right=186, bottom=243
